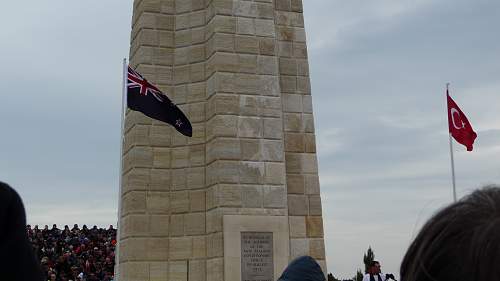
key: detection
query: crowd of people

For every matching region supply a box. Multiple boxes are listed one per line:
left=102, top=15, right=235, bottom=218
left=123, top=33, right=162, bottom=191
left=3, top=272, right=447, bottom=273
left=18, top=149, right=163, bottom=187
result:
left=2, top=179, right=500, bottom=281
left=27, top=224, right=116, bottom=281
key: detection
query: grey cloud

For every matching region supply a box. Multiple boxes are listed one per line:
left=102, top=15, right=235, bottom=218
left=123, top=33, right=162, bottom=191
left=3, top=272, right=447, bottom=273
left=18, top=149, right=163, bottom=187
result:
left=304, top=0, right=500, bottom=276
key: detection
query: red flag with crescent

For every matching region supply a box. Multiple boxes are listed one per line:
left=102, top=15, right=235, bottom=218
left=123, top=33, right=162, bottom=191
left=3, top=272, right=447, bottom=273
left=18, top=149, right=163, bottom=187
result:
left=447, top=90, right=477, bottom=151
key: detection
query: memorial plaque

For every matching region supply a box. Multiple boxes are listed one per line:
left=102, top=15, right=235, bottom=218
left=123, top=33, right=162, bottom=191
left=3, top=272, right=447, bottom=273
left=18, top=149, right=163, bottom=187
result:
left=241, top=232, right=274, bottom=281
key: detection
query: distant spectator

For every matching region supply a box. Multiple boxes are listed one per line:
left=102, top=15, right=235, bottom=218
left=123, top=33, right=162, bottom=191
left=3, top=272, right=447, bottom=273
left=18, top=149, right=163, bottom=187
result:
left=363, top=261, right=392, bottom=281
left=0, top=181, right=44, bottom=281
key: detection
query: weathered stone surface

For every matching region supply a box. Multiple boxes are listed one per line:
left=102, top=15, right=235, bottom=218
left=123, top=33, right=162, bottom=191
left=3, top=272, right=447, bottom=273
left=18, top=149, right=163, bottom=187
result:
left=259, top=37, right=276, bottom=55
left=285, top=132, right=304, bottom=152
left=169, top=214, right=184, bottom=237
left=263, top=118, right=283, bottom=139
left=309, top=238, right=326, bottom=259
left=147, top=191, right=170, bottom=214
left=121, top=262, right=150, bottom=280
left=169, top=261, right=188, bottom=281
left=241, top=185, right=263, bottom=208
left=217, top=184, right=242, bottom=207
left=150, top=215, right=169, bottom=236
left=121, top=214, right=149, bottom=239
left=237, top=17, right=255, bottom=35
left=263, top=185, right=286, bottom=208
left=287, top=194, right=308, bottom=216
left=189, top=259, right=207, bottom=281
left=236, top=35, right=259, bottom=54
left=289, top=216, right=306, bottom=238
left=185, top=212, right=206, bottom=235
left=123, top=168, right=149, bottom=194
left=171, top=191, right=189, bottom=214
left=150, top=262, right=168, bottom=281
left=309, top=195, right=323, bottom=215
left=305, top=174, right=320, bottom=195
left=207, top=138, right=240, bottom=162
left=304, top=134, right=316, bottom=153
left=264, top=162, right=285, bottom=185
left=207, top=258, right=224, bottom=281
left=207, top=232, right=223, bottom=257
left=206, top=115, right=238, bottom=140
left=192, top=235, right=207, bottom=258
left=190, top=190, right=206, bottom=212
left=186, top=167, right=205, bottom=189
left=286, top=174, right=304, bottom=194
left=171, top=169, right=187, bottom=190
left=120, top=1, right=327, bottom=279
left=240, top=161, right=264, bottom=184
left=290, top=238, right=309, bottom=259
left=169, top=237, right=192, bottom=260
left=238, top=116, right=263, bottom=138
left=306, top=216, right=324, bottom=238
left=148, top=238, right=169, bottom=260
left=261, top=140, right=284, bottom=161
left=206, top=209, right=222, bottom=233
left=124, top=146, right=154, bottom=171
left=240, top=95, right=259, bottom=116
left=122, top=191, right=147, bottom=215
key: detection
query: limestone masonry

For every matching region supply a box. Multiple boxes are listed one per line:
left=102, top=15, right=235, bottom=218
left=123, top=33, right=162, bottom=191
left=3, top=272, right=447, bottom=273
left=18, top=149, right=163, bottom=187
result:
left=117, top=0, right=326, bottom=280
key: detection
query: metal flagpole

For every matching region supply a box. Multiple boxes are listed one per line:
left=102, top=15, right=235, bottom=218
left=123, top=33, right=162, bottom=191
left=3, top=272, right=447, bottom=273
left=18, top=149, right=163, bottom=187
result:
left=447, top=83, right=457, bottom=202
left=449, top=133, right=457, bottom=202
left=115, top=58, right=127, bottom=281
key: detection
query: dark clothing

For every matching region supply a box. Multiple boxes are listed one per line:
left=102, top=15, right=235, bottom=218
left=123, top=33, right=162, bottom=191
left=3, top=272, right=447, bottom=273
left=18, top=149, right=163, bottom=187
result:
left=277, top=256, right=326, bottom=281
left=0, top=182, right=44, bottom=281
left=370, top=274, right=383, bottom=281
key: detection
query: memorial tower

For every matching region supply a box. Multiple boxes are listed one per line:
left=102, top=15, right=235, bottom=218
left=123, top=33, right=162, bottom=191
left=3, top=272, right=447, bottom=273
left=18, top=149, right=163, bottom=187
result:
left=117, top=1, right=326, bottom=280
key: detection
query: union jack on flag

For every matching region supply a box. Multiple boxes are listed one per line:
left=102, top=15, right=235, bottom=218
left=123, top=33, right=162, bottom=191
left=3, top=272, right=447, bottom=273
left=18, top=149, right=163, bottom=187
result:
left=127, top=67, right=165, bottom=103
left=126, top=65, right=192, bottom=137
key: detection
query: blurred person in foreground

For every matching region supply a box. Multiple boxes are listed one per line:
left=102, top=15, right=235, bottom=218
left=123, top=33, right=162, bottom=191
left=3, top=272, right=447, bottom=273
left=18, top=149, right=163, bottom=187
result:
left=400, top=185, right=500, bottom=281
left=0, top=181, right=44, bottom=281
left=277, top=255, right=325, bottom=281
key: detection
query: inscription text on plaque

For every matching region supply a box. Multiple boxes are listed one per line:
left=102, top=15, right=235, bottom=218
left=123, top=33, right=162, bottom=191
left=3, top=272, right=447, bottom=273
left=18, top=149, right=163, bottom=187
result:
left=241, top=232, right=274, bottom=281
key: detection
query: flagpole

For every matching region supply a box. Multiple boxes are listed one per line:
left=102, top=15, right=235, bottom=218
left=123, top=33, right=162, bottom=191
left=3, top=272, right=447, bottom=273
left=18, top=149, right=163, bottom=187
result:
left=447, top=83, right=457, bottom=202
left=449, top=133, right=457, bottom=202
left=115, top=58, right=127, bottom=281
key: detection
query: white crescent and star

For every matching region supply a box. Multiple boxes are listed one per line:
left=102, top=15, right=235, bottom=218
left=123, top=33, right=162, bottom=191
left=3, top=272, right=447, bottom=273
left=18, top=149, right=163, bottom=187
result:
left=450, top=108, right=465, bottom=130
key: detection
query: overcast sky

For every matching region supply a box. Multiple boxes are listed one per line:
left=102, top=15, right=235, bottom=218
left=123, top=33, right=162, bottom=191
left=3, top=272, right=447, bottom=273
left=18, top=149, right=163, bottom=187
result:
left=1, top=0, right=500, bottom=279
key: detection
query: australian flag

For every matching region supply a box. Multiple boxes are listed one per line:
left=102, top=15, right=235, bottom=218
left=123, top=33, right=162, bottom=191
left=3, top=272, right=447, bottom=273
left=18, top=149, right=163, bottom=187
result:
left=127, top=66, right=192, bottom=137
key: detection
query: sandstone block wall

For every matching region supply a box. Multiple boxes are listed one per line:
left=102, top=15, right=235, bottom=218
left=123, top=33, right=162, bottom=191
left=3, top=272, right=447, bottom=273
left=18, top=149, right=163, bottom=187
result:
left=117, top=0, right=326, bottom=280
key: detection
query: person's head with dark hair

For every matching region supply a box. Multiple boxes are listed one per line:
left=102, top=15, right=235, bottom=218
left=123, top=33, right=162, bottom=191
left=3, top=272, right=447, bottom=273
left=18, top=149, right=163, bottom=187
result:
left=0, top=182, right=44, bottom=281
left=369, top=260, right=381, bottom=274
left=400, top=185, right=500, bottom=281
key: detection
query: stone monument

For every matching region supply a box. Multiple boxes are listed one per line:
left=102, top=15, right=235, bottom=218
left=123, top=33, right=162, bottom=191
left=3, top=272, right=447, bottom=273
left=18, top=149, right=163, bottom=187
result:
left=117, top=0, right=326, bottom=280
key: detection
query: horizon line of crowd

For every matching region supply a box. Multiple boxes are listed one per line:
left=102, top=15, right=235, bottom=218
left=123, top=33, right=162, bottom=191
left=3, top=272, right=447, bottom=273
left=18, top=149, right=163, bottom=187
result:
left=27, top=224, right=116, bottom=281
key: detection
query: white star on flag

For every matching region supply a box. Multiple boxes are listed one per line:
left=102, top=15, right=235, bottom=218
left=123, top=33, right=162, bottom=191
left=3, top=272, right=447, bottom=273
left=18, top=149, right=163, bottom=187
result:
left=175, top=119, right=183, bottom=127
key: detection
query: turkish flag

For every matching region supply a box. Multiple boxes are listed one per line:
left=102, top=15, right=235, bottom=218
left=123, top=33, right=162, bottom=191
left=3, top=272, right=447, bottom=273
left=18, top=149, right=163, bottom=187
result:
left=447, top=91, right=477, bottom=151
